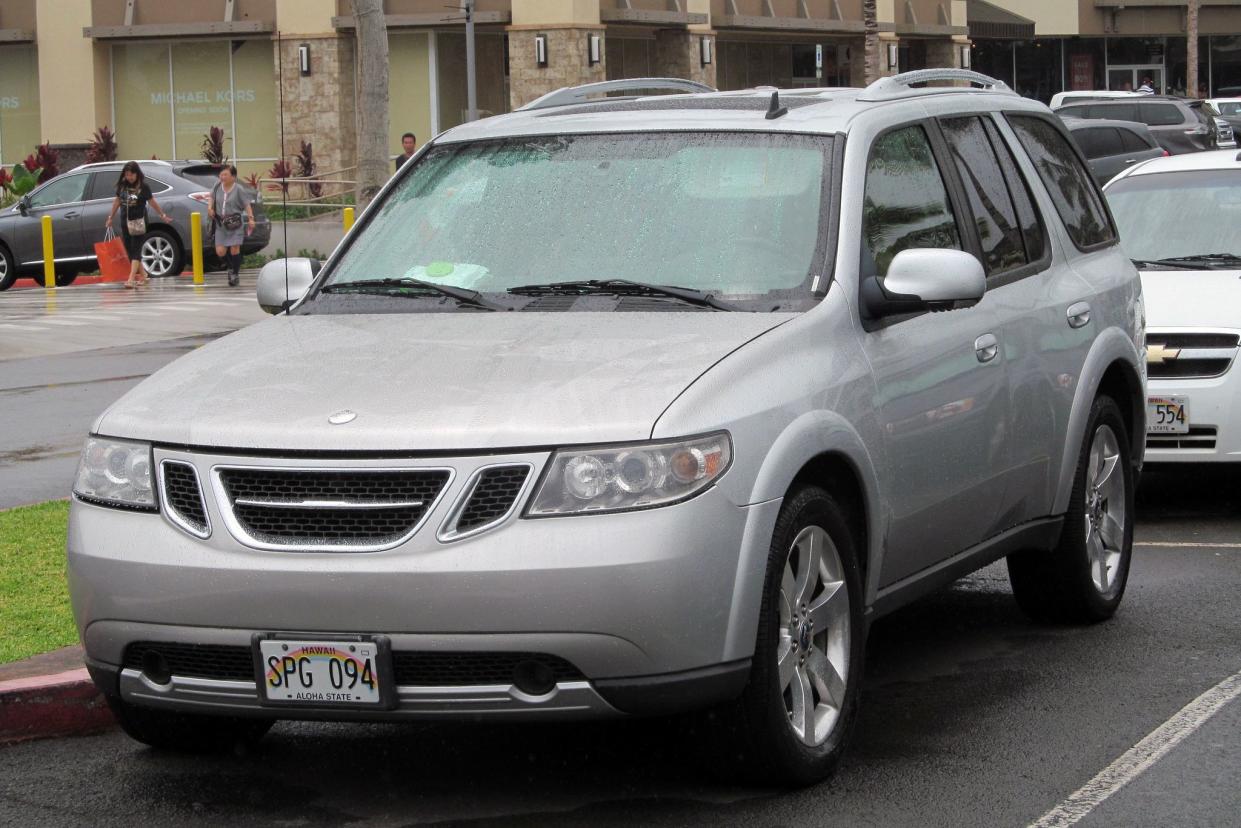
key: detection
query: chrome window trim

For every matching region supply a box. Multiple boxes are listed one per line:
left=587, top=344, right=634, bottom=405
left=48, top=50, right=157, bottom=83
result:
left=157, top=459, right=212, bottom=540
left=209, top=463, right=456, bottom=553
left=437, top=462, right=536, bottom=543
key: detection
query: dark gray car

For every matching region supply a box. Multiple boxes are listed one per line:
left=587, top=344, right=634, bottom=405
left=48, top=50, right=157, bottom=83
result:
left=1063, top=118, right=1166, bottom=185
left=1054, top=97, right=1217, bottom=155
left=0, top=160, right=271, bottom=290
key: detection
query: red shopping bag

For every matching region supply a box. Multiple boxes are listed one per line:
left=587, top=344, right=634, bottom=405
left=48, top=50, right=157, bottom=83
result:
left=94, top=228, right=130, bottom=282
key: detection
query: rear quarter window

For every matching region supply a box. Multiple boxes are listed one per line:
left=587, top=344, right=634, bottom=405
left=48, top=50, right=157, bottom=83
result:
left=1139, top=103, right=1186, bottom=126
left=1007, top=114, right=1117, bottom=251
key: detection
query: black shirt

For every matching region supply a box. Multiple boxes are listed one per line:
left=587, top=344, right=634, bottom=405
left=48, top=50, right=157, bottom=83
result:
left=119, top=183, right=152, bottom=220
left=395, top=154, right=415, bottom=172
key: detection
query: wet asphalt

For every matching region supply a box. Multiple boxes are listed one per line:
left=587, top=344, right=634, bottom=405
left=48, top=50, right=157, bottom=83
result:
left=1, top=294, right=1239, bottom=826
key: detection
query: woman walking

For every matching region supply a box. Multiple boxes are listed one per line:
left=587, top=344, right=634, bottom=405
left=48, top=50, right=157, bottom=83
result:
left=208, top=165, right=255, bottom=287
left=105, top=161, right=172, bottom=288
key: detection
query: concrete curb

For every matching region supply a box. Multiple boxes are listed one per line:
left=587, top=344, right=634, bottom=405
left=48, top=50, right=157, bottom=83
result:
left=0, top=668, right=114, bottom=745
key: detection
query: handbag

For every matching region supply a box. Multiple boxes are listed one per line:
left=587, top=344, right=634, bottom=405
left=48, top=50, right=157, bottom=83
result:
left=222, top=214, right=243, bottom=232
left=126, top=216, right=146, bottom=236
left=94, top=226, right=131, bottom=282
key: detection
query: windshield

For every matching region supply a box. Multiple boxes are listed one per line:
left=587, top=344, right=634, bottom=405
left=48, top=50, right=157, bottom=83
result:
left=1216, top=101, right=1241, bottom=116
left=314, top=132, right=833, bottom=312
left=1106, top=170, right=1241, bottom=264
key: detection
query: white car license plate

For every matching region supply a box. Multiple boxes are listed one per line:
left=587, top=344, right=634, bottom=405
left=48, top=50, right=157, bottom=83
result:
left=258, top=639, right=383, bottom=705
left=1147, top=396, right=1189, bottom=434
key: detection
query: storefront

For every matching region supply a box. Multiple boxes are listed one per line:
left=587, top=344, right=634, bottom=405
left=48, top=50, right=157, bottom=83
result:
left=0, top=43, right=41, bottom=167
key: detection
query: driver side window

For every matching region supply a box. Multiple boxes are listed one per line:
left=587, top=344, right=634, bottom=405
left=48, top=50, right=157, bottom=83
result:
left=29, top=174, right=88, bottom=210
left=862, top=126, right=960, bottom=277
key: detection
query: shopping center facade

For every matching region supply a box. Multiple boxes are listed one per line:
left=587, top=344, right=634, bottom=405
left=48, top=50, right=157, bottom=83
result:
left=2, top=0, right=1241, bottom=176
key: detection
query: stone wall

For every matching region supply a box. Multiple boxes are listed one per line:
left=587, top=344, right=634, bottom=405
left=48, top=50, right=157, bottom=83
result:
left=508, top=27, right=607, bottom=110
left=653, top=29, right=717, bottom=89
left=275, top=35, right=358, bottom=176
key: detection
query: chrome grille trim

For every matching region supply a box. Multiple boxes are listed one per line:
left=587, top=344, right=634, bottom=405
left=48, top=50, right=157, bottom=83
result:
left=211, top=464, right=455, bottom=552
left=1146, top=330, right=1239, bottom=379
left=232, top=498, right=426, bottom=510
left=158, top=460, right=211, bottom=539
left=438, top=463, right=535, bottom=542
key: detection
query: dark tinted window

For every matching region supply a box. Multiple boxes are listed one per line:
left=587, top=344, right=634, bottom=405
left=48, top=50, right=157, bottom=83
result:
left=940, top=116, right=1026, bottom=275
left=177, top=165, right=225, bottom=188
left=86, top=171, right=118, bottom=201
left=862, top=125, right=960, bottom=276
left=145, top=176, right=172, bottom=194
left=1074, top=127, right=1124, bottom=159
left=1058, top=105, right=1090, bottom=119
left=1008, top=114, right=1115, bottom=249
left=1139, top=103, right=1186, bottom=126
left=984, top=118, right=1047, bottom=264
left=1118, top=127, right=1155, bottom=152
left=28, top=173, right=89, bottom=209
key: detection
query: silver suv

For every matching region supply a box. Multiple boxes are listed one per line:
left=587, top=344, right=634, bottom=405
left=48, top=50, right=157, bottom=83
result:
left=68, top=71, right=1146, bottom=785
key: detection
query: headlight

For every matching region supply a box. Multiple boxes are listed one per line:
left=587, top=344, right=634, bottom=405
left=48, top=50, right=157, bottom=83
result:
left=73, top=436, right=156, bottom=509
left=528, top=433, right=731, bottom=516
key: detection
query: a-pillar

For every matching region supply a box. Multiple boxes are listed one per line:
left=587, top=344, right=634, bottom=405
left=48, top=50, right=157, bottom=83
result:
left=508, top=0, right=607, bottom=110
left=653, top=29, right=716, bottom=89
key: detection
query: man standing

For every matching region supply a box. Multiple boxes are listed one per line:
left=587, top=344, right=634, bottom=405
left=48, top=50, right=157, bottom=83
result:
left=396, top=133, right=417, bottom=171
left=1137, top=76, right=1155, bottom=94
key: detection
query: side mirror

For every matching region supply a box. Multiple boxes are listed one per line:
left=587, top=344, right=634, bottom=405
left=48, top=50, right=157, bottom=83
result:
left=257, top=258, right=320, bottom=314
left=17, top=196, right=30, bottom=216
left=861, top=248, right=986, bottom=319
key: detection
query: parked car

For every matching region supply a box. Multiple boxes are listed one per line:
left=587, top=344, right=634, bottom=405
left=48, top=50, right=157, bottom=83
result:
left=1053, top=96, right=1219, bottom=154
left=1062, top=117, right=1167, bottom=185
left=1206, top=97, right=1241, bottom=132
left=68, top=71, right=1145, bottom=785
left=1049, top=90, right=1146, bottom=110
left=0, top=160, right=271, bottom=291
left=1104, top=149, right=1241, bottom=463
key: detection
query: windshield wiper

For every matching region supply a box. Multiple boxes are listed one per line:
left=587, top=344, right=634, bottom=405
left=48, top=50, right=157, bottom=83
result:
left=319, top=278, right=506, bottom=311
left=1154, top=253, right=1241, bottom=267
left=506, top=279, right=744, bottom=312
left=1131, top=259, right=1202, bottom=270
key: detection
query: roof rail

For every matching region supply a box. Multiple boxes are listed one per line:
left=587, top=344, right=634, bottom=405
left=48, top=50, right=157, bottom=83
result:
left=518, top=77, right=716, bottom=111
left=859, top=69, right=1013, bottom=102
left=68, top=159, right=175, bottom=173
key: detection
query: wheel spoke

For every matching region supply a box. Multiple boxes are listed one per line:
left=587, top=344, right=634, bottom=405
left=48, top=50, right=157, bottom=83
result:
left=790, top=666, right=815, bottom=744
left=1100, top=512, right=1124, bottom=551
left=807, top=580, right=847, bottom=631
left=777, top=639, right=799, bottom=690
left=1089, top=438, right=1103, bottom=485
left=793, top=529, right=821, bottom=608
left=781, top=561, right=796, bottom=611
left=1095, top=452, right=1119, bottom=491
left=805, top=647, right=846, bottom=710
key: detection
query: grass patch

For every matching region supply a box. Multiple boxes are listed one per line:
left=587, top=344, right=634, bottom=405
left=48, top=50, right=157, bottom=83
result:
left=0, top=501, right=77, bottom=664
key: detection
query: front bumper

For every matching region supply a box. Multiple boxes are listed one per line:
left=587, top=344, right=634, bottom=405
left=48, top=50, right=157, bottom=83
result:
left=68, top=446, right=778, bottom=719
left=1145, top=372, right=1241, bottom=462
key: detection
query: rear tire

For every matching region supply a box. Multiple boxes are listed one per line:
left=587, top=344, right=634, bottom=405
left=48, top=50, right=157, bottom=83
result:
left=55, top=270, right=78, bottom=287
left=716, top=486, right=866, bottom=786
left=107, top=697, right=273, bottom=753
left=1008, top=395, right=1134, bottom=623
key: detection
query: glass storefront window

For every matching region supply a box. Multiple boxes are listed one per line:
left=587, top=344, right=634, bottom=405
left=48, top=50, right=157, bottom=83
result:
left=172, top=41, right=232, bottom=160
left=971, top=40, right=1014, bottom=89
left=232, top=39, right=278, bottom=161
left=606, top=38, right=653, bottom=81
left=388, top=32, right=432, bottom=157
left=0, top=45, right=41, bottom=166
left=1165, top=36, right=1208, bottom=97
left=1211, top=36, right=1241, bottom=97
left=112, top=43, right=174, bottom=160
left=436, top=33, right=507, bottom=132
left=1014, top=39, right=1062, bottom=103
left=1064, top=38, right=1105, bottom=92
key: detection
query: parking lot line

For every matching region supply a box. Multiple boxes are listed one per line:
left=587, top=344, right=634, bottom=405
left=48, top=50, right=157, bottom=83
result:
left=1134, top=541, right=1241, bottom=549
left=1028, top=668, right=1241, bottom=828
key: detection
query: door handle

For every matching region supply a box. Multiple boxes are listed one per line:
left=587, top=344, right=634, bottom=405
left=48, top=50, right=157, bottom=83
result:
left=63, top=212, right=79, bottom=218
left=1067, top=302, right=1091, bottom=329
left=1124, top=158, right=1137, bottom=164
left=974, top=333, right=999, bottom=363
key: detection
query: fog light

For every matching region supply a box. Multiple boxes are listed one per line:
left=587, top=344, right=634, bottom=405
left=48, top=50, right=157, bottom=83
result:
left=513, top=660, right=556, bottom=696
left=141, top=650, right=172, bottom=685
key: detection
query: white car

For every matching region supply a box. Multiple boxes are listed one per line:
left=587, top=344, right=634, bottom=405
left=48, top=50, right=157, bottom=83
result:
left=1104, top=150, right=1241, bottom=462
left=1049, top=90, right=1146, bottom=110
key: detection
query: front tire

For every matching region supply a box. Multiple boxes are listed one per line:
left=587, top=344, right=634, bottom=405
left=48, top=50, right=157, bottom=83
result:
left=108, top=697, right=273, bottom=753
left=140, top=230, right=183, bottom=278
left=1008, top=395, right=1135, bottom=623
left=0, top=245, right=16, bottom=291
left=720, top=486, right=866, bottom=786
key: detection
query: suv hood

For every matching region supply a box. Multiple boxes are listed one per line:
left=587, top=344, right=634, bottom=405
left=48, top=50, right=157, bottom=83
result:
left=1141, top=269, right=1241, bottom=329
left=96, top=312, right=793, bottom=451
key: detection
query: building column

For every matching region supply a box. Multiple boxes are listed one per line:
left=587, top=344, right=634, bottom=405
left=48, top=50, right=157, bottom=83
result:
left=925, top=37, right=965, bottom=70
left=274, top=34, right=357, bottom=176
left=878, top=33, right=900, bottom=78
left=653, top=28, right=716, bottom=88
left=508, top=26, right=607, bottom=109
left=35, top=0, right=109, bottom=166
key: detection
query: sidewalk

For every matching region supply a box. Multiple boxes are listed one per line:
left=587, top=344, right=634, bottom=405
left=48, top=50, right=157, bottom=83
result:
left=0, top=645, right=113, bottom=744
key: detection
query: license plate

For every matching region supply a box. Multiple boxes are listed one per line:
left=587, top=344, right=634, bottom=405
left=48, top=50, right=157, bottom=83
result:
left=257, top=638, right=384, bottom=705
left=1147, top=396, right=1189, bottom=434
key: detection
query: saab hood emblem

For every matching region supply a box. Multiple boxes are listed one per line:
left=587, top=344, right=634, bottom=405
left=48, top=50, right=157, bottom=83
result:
left=1146, top=344, right=1181, bottom=365
left=328, top=410, right=357, bottom=425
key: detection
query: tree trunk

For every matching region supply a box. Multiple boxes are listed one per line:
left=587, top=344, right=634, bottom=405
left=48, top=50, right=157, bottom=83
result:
left=352, top=0, right=390, bottom=207
left=863, top=0, right=879, bottom=86
left=1187, top=0, right=1201, bottom=97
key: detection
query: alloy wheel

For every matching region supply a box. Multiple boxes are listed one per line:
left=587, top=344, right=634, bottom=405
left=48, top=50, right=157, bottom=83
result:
left=0, top=252, right=8, bottom=281
left=778, top=525, right=850, bottom=746
left=1084, top=423, right=1125, bottom=594
left=141, top=236, right=176, bottom=277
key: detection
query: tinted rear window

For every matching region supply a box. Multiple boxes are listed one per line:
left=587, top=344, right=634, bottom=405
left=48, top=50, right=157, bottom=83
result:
left=1139, top=103, right=1185, bottom=126
left=177, top=165, right=225, bottom=188
left=1118, top=127, right=1154, bottom=152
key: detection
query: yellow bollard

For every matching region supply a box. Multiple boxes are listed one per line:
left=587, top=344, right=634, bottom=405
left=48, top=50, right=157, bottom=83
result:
left=41, top=215, right=55, bottom=290
left=190, top=212, right=204, bottom=284
left=343, top=207, right=355, bottom=233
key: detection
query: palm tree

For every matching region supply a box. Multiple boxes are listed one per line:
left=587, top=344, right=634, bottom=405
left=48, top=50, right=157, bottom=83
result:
left=864, top=0, right=879, bottom=84
left=1188, top=0, right=1201, bottom=97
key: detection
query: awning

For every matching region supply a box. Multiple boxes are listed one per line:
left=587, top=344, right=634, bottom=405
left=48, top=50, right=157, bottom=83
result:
left=967, top=0, right=1035, bottom=40
left=0, top=28, right=36, bottom=42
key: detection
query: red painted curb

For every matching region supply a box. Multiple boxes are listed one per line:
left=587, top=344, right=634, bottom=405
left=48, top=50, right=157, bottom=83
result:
left=0, top=668, right=114, bottom=744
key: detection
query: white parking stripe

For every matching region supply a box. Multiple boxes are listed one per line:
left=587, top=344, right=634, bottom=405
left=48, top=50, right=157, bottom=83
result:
left=1028, top=668, right=1241, bottom=828
left=1135, top=541, right=1241, bottom=549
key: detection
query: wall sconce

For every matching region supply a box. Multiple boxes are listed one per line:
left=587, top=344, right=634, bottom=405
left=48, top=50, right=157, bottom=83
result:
left=535, top=33, right=548, bottom=68
left=700, top=36, right=713, bottom=66
left=960, top=45, right=971, bottom=69
left=588, top=33, right=601, bottom=66
left=887, top=43, right=899, bottom=72
left=298, top=43, right=311, bottom=76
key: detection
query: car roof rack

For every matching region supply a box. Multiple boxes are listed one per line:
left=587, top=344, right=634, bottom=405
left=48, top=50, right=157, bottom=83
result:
left=518, top=77, right=717, bottom=111
left=68, top=159, right=175, bottom=173
left=858, top=69, right=1013, bottom=102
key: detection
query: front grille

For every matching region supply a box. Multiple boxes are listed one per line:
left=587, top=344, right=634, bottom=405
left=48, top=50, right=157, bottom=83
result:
left=1147, top=426, right=1218, bottom=450
left=161, top=461, right=209, bottom=536
left=1146, top=332, right=1238, bottom=379
left=122, top=642, right=585, bottom=687
left=454, top=466, right=530, bottom=533
left=218, top=468, right=450, bottom=549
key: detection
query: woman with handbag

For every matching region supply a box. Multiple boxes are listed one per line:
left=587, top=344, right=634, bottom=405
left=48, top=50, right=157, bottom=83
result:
left=208, top=165, right=255, bottom=287
left=105, top=161, right=172, bottom=288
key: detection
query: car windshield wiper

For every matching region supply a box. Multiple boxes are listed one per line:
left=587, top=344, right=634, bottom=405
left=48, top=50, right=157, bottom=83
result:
left=506, top=279, right=744, bottom=312
left=319, top=278, right=506, bottom=311
left=1153, top=253, right=1241, bottom=267
left=1130, top=258, right=1202, bottom=270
